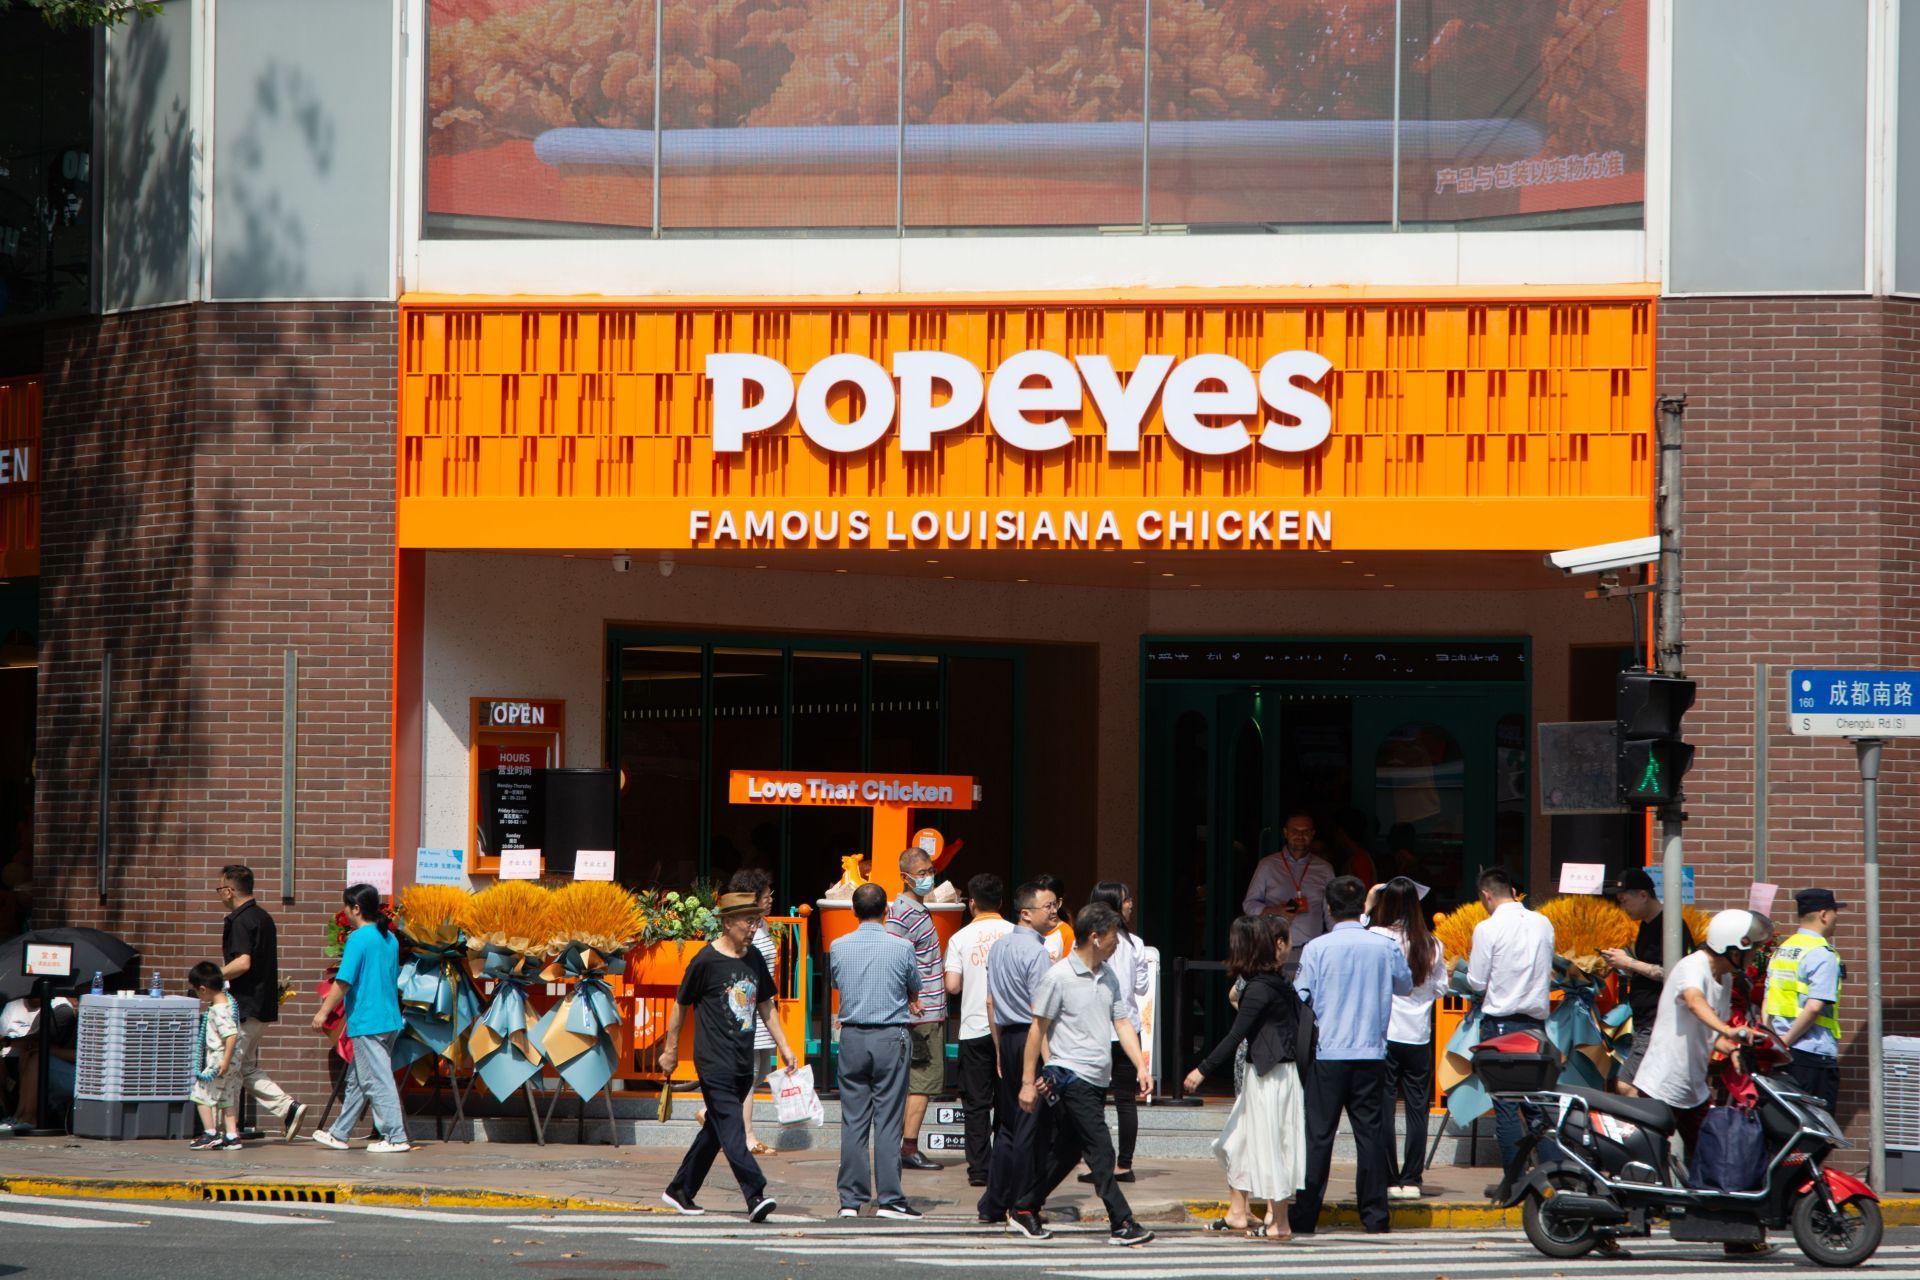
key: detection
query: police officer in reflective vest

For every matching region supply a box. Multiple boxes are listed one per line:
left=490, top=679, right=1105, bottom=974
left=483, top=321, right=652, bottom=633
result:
left=1763, top=888, right=1845, bottom=1113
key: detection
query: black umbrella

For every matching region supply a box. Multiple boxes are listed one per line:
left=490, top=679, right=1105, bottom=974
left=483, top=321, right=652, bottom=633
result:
left=0, top=927, right=142, bottom=1001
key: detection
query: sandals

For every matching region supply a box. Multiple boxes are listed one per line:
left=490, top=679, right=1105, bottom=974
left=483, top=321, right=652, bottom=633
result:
left=748, top=1140, right=777, bottom=1156
left=1204, top=1218, right=1251, bottom=1232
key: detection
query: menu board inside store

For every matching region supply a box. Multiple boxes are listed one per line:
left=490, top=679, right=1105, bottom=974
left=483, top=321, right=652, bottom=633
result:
left=468, top=698, right=564, bottom=875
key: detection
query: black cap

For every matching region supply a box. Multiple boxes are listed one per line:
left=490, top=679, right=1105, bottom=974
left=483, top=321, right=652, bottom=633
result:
left=1795, top=888, right=1845, bottom=914
left=1612, top=867, right=1657, bottom=895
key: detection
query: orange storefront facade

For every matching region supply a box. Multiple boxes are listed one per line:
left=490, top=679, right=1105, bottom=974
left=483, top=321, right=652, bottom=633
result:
left=392, top=287, right=1654, bottom=943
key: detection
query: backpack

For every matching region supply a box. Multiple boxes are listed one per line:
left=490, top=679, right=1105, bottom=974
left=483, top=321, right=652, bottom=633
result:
left=1688, top=1105, right=1766, bottom=1192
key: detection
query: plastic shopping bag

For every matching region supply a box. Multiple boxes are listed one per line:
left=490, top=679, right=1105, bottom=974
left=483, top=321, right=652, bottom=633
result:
left=768, top=1064, right=822, bottom=1126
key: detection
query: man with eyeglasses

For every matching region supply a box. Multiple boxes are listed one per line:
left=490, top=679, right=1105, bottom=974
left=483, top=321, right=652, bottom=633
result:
left=1242, top=809, right=1336, bottom=948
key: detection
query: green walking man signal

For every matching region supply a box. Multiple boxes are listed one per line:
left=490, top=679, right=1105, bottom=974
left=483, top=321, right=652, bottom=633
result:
left=1615, top=670, right=1697, bottom=807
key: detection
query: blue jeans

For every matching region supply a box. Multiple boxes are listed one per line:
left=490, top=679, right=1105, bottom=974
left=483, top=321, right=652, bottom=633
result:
left=330, top=1031, right=407, bottom=1144
left=1482, top=1014, right=1544, bottom=1172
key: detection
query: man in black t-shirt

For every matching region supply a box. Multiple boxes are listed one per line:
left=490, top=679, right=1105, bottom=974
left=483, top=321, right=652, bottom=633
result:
left=1601, top=867, right=1694, bottom=1096
left=659, top=892, right=795, bottom=1221
left=218, top=864, right=307, bottom=1139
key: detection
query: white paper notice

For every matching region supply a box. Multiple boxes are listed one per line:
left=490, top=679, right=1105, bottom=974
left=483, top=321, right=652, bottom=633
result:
left=346, top=858, right=394, bottom=897
left=1748, top=882, right=1779, bottom=917
left=499, top=848, right=543, bottom=880
left=573, top=850, right=616, bottom=882
left=1558, top=862, right=1608, bottom=895
left=25, top=944, right=72, bottom=977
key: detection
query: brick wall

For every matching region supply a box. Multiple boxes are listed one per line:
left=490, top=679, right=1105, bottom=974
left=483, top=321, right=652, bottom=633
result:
left=1660, top=296, right=1920, bottom=1141
left=37, top=302, right=396, bottom=1104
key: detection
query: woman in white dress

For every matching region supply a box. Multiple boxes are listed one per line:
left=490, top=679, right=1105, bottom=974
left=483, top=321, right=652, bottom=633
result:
left=1368, top=876, right=1449, bottom=1200
left=1184, top=914, right=1306, bottom=1240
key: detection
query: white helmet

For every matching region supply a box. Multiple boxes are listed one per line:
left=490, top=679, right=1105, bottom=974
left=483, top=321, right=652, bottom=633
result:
left=1705, top=909, right=1758, bottom=956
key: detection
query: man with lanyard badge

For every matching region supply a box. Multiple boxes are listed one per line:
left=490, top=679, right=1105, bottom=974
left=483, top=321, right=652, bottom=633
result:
left=1242, top=809, right=1336, bottom=949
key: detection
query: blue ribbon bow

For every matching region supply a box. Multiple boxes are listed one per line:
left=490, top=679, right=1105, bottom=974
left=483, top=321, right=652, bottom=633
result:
left=532, top=942, right=629, bottom=1101
left=392, top=933, right=483, bottom=1077
left=471, top=945, right=546, bottom=1102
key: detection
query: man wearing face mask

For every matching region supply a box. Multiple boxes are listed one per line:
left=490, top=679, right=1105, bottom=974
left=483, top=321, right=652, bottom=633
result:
left=886, top=846, right=949, bottom=1171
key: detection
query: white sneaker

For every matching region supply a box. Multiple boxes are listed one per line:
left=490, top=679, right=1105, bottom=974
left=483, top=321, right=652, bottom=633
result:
left=1389, top=1184, right=1421, bottom=1201
left=311, top=1130, right=350, bottom=1150
left=367, top=1139, right=413, bottom=1153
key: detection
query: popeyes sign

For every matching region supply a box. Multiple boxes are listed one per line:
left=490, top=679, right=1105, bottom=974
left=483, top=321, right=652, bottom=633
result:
left=706, top=348, right=1333, bottom=458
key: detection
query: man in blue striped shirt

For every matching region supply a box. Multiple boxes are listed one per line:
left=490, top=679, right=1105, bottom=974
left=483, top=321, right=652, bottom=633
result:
left=829, top=882, right=924, bottom=1220
left=1289, top=875, right=1411, bottom=1236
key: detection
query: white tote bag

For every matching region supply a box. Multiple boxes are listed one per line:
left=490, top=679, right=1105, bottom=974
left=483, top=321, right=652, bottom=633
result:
left=767, top=1064, right=823, bottom=1126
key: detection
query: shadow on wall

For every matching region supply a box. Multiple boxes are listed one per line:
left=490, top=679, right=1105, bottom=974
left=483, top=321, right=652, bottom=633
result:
left=215, top=62, right=338, bottom=298
left=103, top=9, right=191, bottom=309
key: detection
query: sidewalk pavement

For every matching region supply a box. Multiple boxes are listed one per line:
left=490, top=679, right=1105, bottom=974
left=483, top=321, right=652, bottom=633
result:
left=0, top=1130, right=1515, bottom=1227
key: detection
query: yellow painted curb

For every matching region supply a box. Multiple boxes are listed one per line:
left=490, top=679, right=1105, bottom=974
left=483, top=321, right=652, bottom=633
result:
left=0, top=1173, right=659, bottom=1214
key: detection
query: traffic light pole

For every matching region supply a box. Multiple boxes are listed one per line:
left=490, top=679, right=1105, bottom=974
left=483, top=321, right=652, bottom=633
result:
left=1657, top=395, right=1687, bottom=970
left=1857, top=737, right=1886, bottom=1190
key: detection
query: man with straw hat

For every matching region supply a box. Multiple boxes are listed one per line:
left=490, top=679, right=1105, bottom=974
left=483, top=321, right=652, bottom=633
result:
left=659, top=891, right=795, bottom=1222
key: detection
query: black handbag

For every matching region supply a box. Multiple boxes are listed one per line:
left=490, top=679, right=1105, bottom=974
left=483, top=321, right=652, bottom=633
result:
left=1294, top=992, right=1317, bottom=1072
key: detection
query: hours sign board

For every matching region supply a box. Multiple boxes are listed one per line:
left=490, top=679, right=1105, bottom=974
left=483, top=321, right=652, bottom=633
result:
left=1787, top=669, right=1920, bottom=737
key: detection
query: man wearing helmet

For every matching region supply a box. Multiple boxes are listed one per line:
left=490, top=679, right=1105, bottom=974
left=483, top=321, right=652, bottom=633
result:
left=1628, top=908, right=1761, bottom=1158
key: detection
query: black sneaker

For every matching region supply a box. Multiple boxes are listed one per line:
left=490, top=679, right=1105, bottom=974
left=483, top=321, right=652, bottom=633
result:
left=1108, top=1221, right=1154, bottom=1247
left=1005, top=1209, right=1052, bottom=1241
left=875, top=1202, right=922, bottom=1221
left=748, top=1196, right=778, bottom=1223
left=661, top=1188, right=705, bottom=1216
left=282, top=1102, right=309, bottom=1141
left=188, top=1131, right=221, bottom=1150
left=215, top=1134, right=245, bottom=1150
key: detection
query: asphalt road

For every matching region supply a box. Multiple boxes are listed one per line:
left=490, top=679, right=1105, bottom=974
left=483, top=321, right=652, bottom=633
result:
left=1, top=1195, right=1916, bottom=1280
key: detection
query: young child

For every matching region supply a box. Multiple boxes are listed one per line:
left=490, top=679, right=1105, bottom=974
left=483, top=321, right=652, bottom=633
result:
left=187, top=961, right=243, bottom=1151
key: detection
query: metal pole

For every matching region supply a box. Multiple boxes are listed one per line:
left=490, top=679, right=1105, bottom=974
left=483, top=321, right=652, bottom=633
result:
left=650, top=0, right=663, bottom=239
left=97, top=653, right=111, bottom=903
left=895, top=0, right=906, bottom=237
left=1390, top=0, right=1403, bottom=231
left=1657, top=395, right=1686, bottom=969
left=1141, top=0, right=1153, bottom=232
left=1754, top=662, right=1769, bottom=881
left=1857, top=737, right=1885, bottom=1190
left=281, top=649, right=298, bottom=902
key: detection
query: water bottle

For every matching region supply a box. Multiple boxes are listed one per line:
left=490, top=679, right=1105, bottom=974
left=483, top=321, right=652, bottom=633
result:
left=89, top=971, right=103, bottom=996
left=149, top=969, right=163, bottom=998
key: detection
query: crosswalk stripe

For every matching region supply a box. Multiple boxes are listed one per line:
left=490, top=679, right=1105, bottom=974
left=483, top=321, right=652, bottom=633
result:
left=0, top=1208, right=141, bottom=1230
left=1067, top=1271, right=1920, bottom=1280
left=0, top=1193, right=317, bottom=1225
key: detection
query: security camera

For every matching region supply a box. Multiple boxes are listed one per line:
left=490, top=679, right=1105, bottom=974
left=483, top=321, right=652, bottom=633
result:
left=658, top=558, right=675, bottom=579
left=1545, top=535, right=1660, bottom=575
left=611, top=555, right=632, bottom=573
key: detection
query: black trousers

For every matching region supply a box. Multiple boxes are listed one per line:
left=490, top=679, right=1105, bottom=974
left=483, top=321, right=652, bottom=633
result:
left=978, top=1025, right=1048, bottom=1220
left=1106, top=1043, right=1140, bottom=1167
left=668, top=1072, right=764, bottom=1207
left=1788, top=1049, right=1841, bottom=1114
left=957, top=1035, right=998, bottom=1182
left=1383, top=1039, right=1433, bottom=1186
left=1024, top=1076, right=1134, bottom=1226
left=1290, top=1058, right=1392, bottom=1234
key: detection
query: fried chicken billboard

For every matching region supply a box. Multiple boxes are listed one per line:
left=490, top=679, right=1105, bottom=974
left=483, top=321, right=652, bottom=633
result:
left=425, top=0, right=1645, bottom=233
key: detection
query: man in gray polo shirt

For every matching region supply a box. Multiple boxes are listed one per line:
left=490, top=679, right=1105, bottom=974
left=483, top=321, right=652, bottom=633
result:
left=828, top=882, right=924, bottom=1220
left=976, top=879, right=1059, bottom=1225
left=1011, top=901, right=1156, bottom=1247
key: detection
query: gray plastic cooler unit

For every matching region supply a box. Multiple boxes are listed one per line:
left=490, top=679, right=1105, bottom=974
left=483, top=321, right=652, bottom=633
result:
left=72, top=994, right=199, bottom=1140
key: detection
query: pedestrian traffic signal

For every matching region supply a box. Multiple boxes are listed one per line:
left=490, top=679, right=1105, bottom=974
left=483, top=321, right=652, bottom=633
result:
left=1615, top=670, right=1696, bottom=806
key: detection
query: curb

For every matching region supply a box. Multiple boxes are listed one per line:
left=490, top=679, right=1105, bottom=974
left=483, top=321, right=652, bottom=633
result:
left=0, top=1174, right=655, bottom=1214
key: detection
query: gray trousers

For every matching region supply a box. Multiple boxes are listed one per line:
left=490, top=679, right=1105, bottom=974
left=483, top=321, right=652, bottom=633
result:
left=837, top=1025, right=910, bottom=1209
left=329, top=1031, right=407, bottom=1144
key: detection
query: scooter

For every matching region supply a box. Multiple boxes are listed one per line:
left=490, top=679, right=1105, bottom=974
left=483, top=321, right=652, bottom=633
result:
left=1479, top=1029, right=1882, bottom=1267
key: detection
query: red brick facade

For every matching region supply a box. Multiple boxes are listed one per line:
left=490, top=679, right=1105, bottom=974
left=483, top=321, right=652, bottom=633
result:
left=35, top=302, right=396, bottom=1102
left=1661, top=296, right=1920, bottom=1136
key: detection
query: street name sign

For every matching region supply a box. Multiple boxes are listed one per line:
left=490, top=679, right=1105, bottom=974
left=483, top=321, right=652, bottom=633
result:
left=1787, top=669, right=1920, bottom=736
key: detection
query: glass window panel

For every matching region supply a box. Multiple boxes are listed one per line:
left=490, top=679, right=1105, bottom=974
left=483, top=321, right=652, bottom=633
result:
left=938, top=656, right=1015, bottom=893
left=617, top=645, right=703, bottom=888
left=662, top=0, right=900, bottom=233
left=707, top=648, right=785, bottom=887
left=1670, top=0, right=1866, bottom=292
left=904, top=0, right=1144, bottom=232
left=424, top=0, right=658, bottom=237
left=1150, top=0, right=1393, bottom=229
left=103, top=0, right=192, bottom=308
left=790, top=650, right=866, bottom=894
left=1397, top=0, right=1645, bottom=230
left=869, top=653, right=940, bottom=773
left=1372, top=721, right=1466, bottom=897
left=0, top=14, right=91, bottom=323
